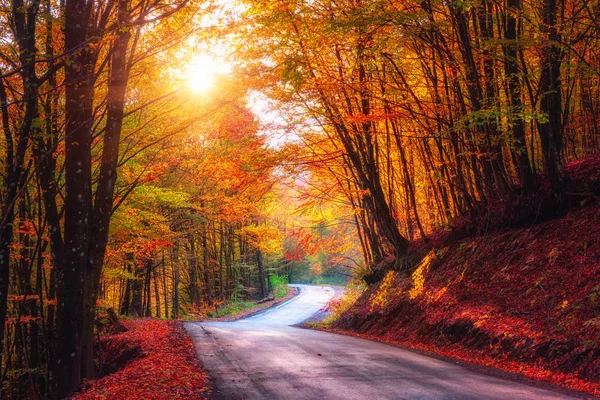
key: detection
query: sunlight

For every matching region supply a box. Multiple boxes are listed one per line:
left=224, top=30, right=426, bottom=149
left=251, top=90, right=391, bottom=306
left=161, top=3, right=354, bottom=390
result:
left=186, top=53, right=229, bottom=93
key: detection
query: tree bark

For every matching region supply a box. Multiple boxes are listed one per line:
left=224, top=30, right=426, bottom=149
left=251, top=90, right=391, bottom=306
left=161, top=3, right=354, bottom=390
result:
left=256, top=249, right=266, bottom=299
left=537, top=0, right=566, bottom=192
left=0, top=0, right=41, bottom=376
left=56, top=0, right=94, bottom=392
left=503, top=0, right=534, bottom=188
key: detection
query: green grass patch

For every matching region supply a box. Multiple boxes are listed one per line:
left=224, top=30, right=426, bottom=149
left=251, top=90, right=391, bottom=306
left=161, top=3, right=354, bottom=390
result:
left=271, top=275, right=289, bottom=298
left=209, top=301, right=255, bottom=318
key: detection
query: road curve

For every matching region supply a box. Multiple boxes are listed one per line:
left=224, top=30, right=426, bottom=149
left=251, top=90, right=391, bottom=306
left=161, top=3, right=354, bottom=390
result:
left=185, top=285, right=586, bottom=400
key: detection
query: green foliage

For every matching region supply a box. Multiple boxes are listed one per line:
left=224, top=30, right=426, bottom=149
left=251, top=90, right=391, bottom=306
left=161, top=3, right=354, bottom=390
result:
left=209, top=301, right=255, bottom=318
left=130, top=185, right=193, bottom=209
left=270, top=274, right=289, bottom=298
left=310, top=271, right=348, bottom=286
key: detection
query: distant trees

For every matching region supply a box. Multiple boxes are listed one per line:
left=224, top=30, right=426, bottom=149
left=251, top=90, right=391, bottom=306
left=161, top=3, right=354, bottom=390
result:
left=101, top=102, right=282, bottom=320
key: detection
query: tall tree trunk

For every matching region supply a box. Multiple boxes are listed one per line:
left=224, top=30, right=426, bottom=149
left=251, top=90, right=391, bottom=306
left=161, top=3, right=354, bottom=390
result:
left=537, top=0, right=566, bottom=192
left=202, top=228, right=213, bottom=306
left=188, top=236, right=200, bottom=307
left=120, top=273, right=131, bottom=316
left=503, top=0, right=534, bottom=188
left=154, top=264, right=161, bottom=318
left=81, top=0, right=131, bottom=380
left=56, top=1, right=95, bottom=393
left=256, top=249, right=266, bottom=299
left=130, top=264, right=144, bottom=317
left=162, top=251, right=169, bottom=319
left=0, top=0, right=41, bottom=376
left=171, top=244, right=180, bottom=319
left=144, top=259, right=152, bottom=317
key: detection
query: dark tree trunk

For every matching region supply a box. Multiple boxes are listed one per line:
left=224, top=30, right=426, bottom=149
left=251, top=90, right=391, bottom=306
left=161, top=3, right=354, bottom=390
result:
left=202, top=229, right=213, bottom=306
left=120, top=275, right=131, bottom=316
left=256, top=249, right=266, bottom=299
left=537, top=0, right=566, bottom=193
left=171, top=244, right=180, bottom=319
left=144, top=259, right=152, bottom=317
left=187, top=235, right=200, bottom=307
left=0, top=0, right=41, bottom=376
left=130, top=264, right=144, bottom=317
left=154, top=265, right=161, bottom=318
left=81, top=0, right=131, bottom=380
left=503, top=0, right=534, bottom=188
left=54, top=0, right=97, bottom=394
left=162, top=251, right=169, bottom=319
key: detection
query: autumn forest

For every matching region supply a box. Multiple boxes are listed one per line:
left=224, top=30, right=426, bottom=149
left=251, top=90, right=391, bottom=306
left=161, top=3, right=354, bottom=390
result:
left=1, top=0, right=599, bottom=398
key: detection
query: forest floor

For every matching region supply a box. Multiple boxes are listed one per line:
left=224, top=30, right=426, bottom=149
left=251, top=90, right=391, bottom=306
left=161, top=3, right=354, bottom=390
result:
left=70, top=319, right=210, bottom=400
left=320, top=157, right=600, bottom=398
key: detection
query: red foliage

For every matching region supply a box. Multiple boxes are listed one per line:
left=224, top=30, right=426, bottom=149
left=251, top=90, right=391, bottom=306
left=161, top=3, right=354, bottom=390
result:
left=71, top=319, right=209, bottom=400
left=333, top=202, right=600, bottom=397
left=565, top=154, right=600, bottom=196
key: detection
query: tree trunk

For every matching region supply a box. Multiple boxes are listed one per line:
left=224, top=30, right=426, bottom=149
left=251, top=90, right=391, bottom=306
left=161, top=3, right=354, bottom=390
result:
left=144, top=259, right=152, bottom=317
left=187, top=235, right=200, bottom=307
left=503, top=0, right=534, bottom=188
left=0, top=0, right=41, bottom=376
left=171, top=244, right=180, bottom=319
left=537, top=0, right=566, bottom=192
left=154, top=264, right=161, bottom=318
left=202, top=228, right=213, bottom=306
left=130, top=264, right=144, bottom=317
left=256, top=249, right=266, bottom=299
left=55, top=0, right=96, bottom=394
left=162, top=251, right=169, bottom=319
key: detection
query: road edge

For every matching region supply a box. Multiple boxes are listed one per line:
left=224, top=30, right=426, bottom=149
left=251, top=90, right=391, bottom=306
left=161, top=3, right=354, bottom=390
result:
left=301, top=324, right=596, bottom=400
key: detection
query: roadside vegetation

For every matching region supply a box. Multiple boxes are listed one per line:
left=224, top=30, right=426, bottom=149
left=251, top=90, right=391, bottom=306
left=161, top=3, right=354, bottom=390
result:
left=205, top=275, right=296, bottom=320
left=320, top=158, right=600, bottom=397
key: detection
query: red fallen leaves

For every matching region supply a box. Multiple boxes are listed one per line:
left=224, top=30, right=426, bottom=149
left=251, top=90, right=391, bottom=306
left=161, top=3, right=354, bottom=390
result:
left=322, top=327, right=600, bottom=396
left=330, top=201, right=600, bottom=397
left=71, top=319, right=209, bottom=400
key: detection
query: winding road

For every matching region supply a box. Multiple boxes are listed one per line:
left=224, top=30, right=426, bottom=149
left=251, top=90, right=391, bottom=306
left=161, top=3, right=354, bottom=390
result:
left=185, top=285, right=587, bottom=400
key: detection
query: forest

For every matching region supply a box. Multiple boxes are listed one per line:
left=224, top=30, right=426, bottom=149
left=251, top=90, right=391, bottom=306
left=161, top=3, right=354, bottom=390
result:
left=0, top=0, right=599, bottom=398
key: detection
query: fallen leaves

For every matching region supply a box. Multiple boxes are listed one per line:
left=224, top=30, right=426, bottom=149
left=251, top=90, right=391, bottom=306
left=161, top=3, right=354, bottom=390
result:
left=71, top=319, right=209, bottom=400
left=328, top=202, right=600, bottom=397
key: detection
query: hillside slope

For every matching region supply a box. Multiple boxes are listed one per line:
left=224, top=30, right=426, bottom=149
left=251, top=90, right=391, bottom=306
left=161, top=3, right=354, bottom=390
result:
left=332, top=161, right=600, bottom=396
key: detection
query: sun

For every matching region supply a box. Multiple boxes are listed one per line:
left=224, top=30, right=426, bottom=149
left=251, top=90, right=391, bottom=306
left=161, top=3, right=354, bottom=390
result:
left=186, top=53, right=229, bottom=93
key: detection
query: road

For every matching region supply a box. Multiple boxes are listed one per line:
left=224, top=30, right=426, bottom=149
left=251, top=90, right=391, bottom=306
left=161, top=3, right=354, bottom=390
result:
left=185, top=285, right=586, bottom=400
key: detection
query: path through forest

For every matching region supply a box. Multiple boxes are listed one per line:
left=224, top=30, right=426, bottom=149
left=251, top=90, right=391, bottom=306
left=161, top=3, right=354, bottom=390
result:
left=185, top=285, right=583, bottom=400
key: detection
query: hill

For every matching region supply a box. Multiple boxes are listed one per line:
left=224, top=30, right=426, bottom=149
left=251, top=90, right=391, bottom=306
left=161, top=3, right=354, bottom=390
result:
left=329, top=157, right=600, bottom=396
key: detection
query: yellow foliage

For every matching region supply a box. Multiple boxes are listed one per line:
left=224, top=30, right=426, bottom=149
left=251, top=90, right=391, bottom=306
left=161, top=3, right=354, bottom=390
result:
left=548, top=248, right=560, bottom=265
left=238, top=223, right=283, bottom=255
left=323, top=282, right=365, bottom=325
left=370, top=270, right=401, bottom=311
left=426, top=286, right=447, bottom=304
left=409, top=250, right=436, bottom=300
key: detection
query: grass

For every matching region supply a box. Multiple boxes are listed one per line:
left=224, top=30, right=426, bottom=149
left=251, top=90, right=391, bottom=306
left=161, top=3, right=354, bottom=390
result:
left=208, top=301, right=255, bottom=318
left=207, top=275, right=292, bottom=319
left=271, top=275, right=289, bottom=298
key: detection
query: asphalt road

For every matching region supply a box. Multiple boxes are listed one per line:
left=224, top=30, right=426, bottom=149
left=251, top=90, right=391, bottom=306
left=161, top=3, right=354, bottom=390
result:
left=185, top=285, right=587, bottom=400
